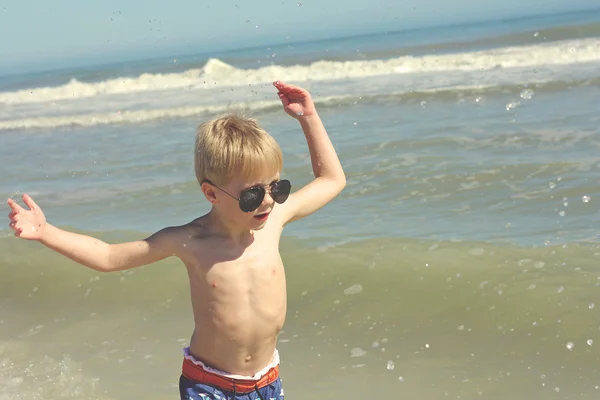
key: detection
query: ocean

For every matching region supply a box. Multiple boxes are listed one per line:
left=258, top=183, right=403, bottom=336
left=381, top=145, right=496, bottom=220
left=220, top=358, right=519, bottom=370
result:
left=1, top=9, right=600, bottom=400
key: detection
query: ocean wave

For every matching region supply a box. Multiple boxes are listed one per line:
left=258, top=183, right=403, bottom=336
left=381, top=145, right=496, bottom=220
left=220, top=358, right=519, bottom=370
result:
left=1, top=38, right=599, bottom=105
left=1, top=77, right=598, bottom=131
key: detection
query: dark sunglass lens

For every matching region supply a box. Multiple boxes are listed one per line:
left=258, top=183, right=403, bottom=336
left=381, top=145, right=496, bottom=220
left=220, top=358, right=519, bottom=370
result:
left=272, top=180, right=291, bottom=204
left=239, top=187, right=265, bottom=212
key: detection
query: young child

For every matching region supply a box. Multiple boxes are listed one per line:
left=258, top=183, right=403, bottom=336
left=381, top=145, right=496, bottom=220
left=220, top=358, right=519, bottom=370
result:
left=7, top=81, right=346, bottom=400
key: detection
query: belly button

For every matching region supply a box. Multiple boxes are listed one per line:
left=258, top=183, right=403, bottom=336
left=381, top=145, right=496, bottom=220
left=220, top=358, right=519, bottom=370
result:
left=245, top=355, right=252, bottom=362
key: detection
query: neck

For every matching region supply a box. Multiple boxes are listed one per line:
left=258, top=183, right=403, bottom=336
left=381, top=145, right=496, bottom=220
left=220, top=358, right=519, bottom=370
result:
left=207, top=208, right=253, bottom=246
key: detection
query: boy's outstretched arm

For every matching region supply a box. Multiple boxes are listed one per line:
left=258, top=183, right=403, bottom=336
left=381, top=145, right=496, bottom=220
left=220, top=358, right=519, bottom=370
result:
left=274, top=81, right=346, bottom=224
left=8, top=194, right=177, bottom=272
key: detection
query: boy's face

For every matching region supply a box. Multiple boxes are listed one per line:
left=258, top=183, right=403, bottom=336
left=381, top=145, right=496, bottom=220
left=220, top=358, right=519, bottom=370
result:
left=211, top=170, right=281, bottom=230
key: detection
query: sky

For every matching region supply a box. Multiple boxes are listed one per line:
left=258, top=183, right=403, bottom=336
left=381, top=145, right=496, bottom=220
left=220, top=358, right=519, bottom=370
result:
left=0, top=0, right=598, bottom=74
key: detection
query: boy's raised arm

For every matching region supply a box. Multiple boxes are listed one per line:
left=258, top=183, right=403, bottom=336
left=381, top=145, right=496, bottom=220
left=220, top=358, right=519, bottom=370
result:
left=274, top=81, right=346, bottom=224
left=8, top=194, right=177, bottom=272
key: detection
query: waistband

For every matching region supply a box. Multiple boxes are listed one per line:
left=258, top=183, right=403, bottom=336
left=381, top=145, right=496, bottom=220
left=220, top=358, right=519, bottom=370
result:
left=181, top=347, right=280, bottom=393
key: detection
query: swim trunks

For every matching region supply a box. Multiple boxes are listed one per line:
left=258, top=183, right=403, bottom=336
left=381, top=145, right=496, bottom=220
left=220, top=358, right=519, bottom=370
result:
left=179, top=347, right=284, bottom=400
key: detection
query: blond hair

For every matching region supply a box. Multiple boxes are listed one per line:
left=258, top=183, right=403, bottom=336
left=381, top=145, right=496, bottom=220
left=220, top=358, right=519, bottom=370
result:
left=194, top=112, right=283, bottom=186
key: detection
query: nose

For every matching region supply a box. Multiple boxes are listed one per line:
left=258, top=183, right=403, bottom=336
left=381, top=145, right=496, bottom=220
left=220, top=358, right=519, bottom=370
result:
left=262, top=189, right=275, bottom=206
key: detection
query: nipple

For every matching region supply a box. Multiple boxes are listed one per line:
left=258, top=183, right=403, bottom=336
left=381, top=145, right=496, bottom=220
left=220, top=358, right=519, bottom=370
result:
left=211, top=281, right=217, bottom=288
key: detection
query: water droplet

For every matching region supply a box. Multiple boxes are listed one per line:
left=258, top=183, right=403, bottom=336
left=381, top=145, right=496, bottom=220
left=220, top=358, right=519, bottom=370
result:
left=589, top=303, right=595, bottom=309
left=398, top=376, right=405, bottom=382
left=555, top=387, right=560, bottom=393
left=559, top=210, right=566, bottom=217
left=520, top=89, right=535, bottom=99
left=528, top=284, right=536, bottom=290
left=549, top=182, right=556, bottom=189
left=297, top=2, right=303, bottom=5
left=344, top=284, right=363, bottom=295
left=563, top=198, right=569, bottom=207
left=566, top=341, right=575, bottom=351
left=372, top=341, right=379, bottom=348
left=387, top=360, right=395, bottom=370
left=353, top=122, right=358, bottom=126
left=470, top=248, right=484, bottom=256
left=506, top=101, right=520, bottom=111
left=587, top=339, right=594, bottom=346
left=534, top=32, right=539, bottom=37
left=246, top=18, right=251, bottom=23
left=582, top=195, right=591, bottom=203
left=457, top=325, right=465, bottom=331
left=350, top=347, right=367, bottom=357
left=296, top=112, right=303, bottom=116
left=557, top=286, right=564, bottom=293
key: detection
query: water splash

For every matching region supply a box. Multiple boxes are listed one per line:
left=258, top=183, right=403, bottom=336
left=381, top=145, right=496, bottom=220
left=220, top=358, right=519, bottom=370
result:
left=565, top=341, right=575, bottom=351
left=350, top=348, right=367, bottom=357
left=344, top=284, right=363, bottom=295
left=520, top=89, right=535, bottom=99
left=505, top=101, right=520, bottom=111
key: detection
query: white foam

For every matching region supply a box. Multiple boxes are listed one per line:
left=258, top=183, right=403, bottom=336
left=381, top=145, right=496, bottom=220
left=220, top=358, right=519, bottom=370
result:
left=0, top=341, right=104, bottom=400
left=1, top=38, right=599, bottom=105
left=0, top=99, right=281, bottom=130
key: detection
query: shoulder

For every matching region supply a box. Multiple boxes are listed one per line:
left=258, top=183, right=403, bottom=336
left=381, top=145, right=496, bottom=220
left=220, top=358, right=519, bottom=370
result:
left=145, top=217, right=210, bottom=251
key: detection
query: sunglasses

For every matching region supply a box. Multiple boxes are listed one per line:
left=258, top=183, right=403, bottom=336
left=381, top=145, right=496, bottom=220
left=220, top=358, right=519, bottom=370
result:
left=202, top=179, right=292, bottom=212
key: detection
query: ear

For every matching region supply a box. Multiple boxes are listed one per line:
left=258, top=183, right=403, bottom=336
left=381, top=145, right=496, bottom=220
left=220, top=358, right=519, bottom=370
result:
left=201, top=182, right=219, bottom=205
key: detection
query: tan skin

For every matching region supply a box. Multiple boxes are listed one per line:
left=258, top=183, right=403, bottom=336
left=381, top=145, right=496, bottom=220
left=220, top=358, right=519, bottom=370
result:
left=7, top=81, right=346, bottom=376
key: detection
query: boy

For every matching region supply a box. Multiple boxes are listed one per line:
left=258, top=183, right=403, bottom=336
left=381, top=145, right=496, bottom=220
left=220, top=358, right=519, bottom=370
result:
left=7, top=81, right=346, bottom=400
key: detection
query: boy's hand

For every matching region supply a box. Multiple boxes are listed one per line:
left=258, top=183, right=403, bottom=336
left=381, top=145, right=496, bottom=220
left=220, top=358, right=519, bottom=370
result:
left=7, top=194, right=47, bottom=240
left=274, top=81, right=317, bottom=119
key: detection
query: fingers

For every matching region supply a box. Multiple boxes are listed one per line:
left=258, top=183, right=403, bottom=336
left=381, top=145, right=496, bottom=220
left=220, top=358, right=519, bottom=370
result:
left=8, top=210, right=18, bottom=227
left=277, top=92, right=290, bottom=107
left=7, top=198, right=23, bottom=213
left=8, top=219, right=20, bottom=236
left=6, top=202, right=24, bottom=237
left=22, top=194, right=38, bottom=211
left=273, top=80, right=305, bottom=94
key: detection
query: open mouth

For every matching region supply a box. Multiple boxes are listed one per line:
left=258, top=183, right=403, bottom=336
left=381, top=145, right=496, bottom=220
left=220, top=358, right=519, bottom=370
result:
left=253, top=212, right=270, bottom=221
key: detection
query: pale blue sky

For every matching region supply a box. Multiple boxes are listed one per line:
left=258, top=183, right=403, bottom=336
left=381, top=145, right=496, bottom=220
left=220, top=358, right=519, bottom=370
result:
left=0, top=0, right=597, bottom=74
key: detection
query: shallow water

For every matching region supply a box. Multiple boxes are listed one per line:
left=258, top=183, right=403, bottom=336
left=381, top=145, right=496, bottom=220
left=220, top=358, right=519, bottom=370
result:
left=1, top=10, right=600, bottom=400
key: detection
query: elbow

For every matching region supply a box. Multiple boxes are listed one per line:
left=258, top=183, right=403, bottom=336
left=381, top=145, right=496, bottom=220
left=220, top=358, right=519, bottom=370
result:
left=335, top=172, right=346, bottom=193
left=329, top=172, right=346, bottom=193
left=99, top=245, right=117, bottom=272
left=89, top=261, right=113, bottom=273
left=339, top=173, right=347, bottom=189
left=328, top=175, right=346, bottom=198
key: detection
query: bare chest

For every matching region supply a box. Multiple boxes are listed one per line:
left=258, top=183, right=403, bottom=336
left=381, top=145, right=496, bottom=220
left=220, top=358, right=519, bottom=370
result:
left=185, top=238, right=286, bottom=295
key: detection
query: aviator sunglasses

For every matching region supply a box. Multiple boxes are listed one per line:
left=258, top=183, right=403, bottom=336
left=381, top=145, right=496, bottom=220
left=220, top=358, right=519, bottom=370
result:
left=202, top=179, right=292, bottom=212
